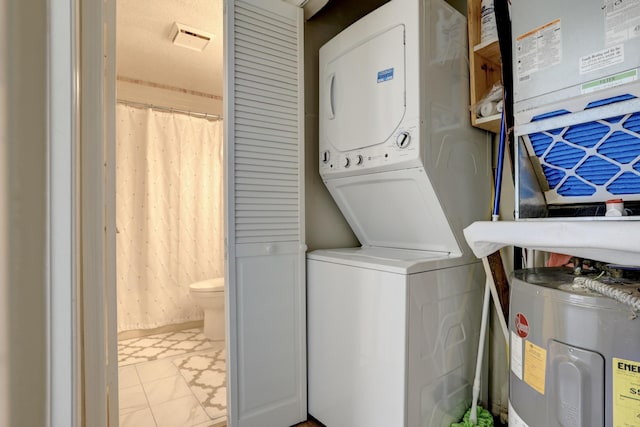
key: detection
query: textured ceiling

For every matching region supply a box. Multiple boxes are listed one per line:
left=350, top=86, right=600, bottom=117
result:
left=117, top=0, right=224, bottom=97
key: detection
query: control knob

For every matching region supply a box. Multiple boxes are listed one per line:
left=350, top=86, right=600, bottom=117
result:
left=343, top=157, right=351, bottom=168
left=321, top=150, right=330, bottom=164
left=355, top=155, right=363, bottom=166
left=396, top=131, right=411, bottom=149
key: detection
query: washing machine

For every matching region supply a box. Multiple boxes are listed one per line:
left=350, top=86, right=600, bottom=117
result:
left=509, top=268, right=640, bottom=427
left=307, top=248, right=486, bottom=427
left=308, top=0, right=492, bottom=425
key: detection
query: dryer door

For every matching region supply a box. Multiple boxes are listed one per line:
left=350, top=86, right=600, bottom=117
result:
left=321, top=24, right=406, bottom=152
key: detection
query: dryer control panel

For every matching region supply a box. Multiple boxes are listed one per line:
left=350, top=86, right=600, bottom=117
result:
left=319, top=120, right=421, bottom=177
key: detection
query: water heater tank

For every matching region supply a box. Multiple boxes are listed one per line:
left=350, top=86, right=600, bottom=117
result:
left=509, top=268, right=640, bottom=427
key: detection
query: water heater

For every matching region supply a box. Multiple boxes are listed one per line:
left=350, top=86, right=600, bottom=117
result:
left=509, top=268, right=640, bottom=427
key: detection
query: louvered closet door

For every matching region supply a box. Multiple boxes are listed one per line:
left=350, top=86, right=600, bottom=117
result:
left=224, top=1, right=306, bottom=427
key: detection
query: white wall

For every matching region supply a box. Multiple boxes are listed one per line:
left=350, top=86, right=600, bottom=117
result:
left=1, top=0, right=48, bottom=425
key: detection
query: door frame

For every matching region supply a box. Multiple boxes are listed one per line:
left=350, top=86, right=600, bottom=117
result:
left=72, top=0, right=118, bottom=425
left=64, top=1, right=307, bottom=425
left=48, top=0, right=81, bottom=425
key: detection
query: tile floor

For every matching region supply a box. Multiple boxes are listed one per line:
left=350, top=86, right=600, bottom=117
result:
left=119, top=328, right=214, bottom=366
left=118, top=327, right=324, bottom=427
left=118, top=328, right=226, bottom=427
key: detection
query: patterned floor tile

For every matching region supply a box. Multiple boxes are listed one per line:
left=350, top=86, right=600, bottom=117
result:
left=119, top=329, right=214, bottom=366
left=173, top=348, right=226, bottom=420
left=119, top=327, right=227, bottom=426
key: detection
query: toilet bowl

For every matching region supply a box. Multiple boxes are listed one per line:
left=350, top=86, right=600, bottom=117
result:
left=189, top=278, right=225, bottom=341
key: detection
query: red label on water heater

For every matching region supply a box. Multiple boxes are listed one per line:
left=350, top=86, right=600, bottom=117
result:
left=515, top=313, right=529, bottom=338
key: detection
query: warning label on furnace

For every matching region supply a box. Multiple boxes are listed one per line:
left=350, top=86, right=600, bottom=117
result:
left=613, top=357, right=640, bottom=427
left=524, top=340, right=546, bottom=395
left=605, top=0, right=640, bottom=46
left=516, top=19, right=562, bottom=82
left=579, top=45, right=624, bottom=74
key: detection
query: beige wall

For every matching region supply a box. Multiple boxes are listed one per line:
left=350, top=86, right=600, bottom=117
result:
left=303, top=0, right=390, bottom=251
left=0, top=3, right=7, bottom=425
left=1, top=0, right=48, bottom=425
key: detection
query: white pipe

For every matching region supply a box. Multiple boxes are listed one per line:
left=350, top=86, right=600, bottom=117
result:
left=526, top=249, right=535, bottom=268
left=470, top=278, right=492, bottom=425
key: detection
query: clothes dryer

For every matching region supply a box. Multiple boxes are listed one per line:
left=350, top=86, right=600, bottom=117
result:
left=317, top=0, right=491, bottom=254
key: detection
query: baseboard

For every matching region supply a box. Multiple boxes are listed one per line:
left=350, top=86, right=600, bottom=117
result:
left=117, top=320, right=205, bottom=341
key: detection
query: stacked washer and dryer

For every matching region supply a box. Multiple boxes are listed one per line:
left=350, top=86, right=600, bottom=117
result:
left=306, top=0, right=492, bottom=426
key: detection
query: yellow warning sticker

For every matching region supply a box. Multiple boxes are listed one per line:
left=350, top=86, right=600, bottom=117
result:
left=613, top=357, right=640, bottom=427
left=524, top=340, right=546, bottom=395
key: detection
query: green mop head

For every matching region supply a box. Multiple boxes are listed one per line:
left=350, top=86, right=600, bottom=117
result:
left=450, top=406, right=494, bottom=427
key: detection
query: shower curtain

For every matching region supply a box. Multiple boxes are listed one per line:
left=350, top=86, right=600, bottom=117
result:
left=116, top=104, right=224, bottom=332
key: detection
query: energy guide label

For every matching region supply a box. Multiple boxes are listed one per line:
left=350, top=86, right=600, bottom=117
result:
left=516, top=19, right=562, bottom=82
left=613, top=357, right=640, bottom=427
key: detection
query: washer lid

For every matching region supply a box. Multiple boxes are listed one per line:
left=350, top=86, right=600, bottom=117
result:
left=307, top=247, right=453, bottom=274
left=190, top=278, right=224, bottom=292
left=324, top=167, right=460, bottom=255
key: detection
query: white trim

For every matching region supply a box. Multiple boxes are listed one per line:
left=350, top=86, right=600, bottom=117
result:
left=302, top=0, right=329, bottom=19
left=104, top=1, right=118, bottom=425
left=48, top=0, right=78, bottom=425
left=223, top=1, right=237, bottom=423
left=79, top=0, right=112, bottom=424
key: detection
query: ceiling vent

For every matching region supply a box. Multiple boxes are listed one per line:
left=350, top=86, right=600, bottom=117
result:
left=170, top=22, right=213, bottom=52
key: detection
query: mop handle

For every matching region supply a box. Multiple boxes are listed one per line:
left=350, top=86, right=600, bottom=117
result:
left=470, top=278, right=492, bottom=425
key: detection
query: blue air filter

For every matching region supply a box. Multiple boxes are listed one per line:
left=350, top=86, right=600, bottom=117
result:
left=523, top=95, right=640, bottom=204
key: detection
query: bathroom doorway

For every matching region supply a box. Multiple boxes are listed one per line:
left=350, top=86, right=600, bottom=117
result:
left=114, top=1, right=227, bottom=426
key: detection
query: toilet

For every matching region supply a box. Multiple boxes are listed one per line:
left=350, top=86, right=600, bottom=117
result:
left=189, top=278, right=225, bottom=341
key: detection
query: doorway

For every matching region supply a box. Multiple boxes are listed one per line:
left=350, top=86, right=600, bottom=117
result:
left=114, top=1, right=226, bottom=426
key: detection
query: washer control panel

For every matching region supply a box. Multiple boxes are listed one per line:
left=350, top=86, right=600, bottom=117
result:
left=319, top=122, right=419, bottom=176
